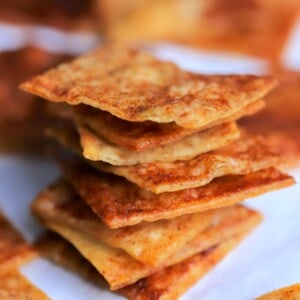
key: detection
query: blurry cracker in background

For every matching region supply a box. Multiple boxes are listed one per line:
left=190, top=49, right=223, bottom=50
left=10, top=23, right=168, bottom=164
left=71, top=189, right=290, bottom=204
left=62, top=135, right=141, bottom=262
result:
left=0, top=270, right=49, bottom=300
left=95, top=0, right=300, bottom=60
left=0, top=0, right=92, bottom=32
left=0, top=47, right=72, bottom=154
left=256, top=283, right=300, bottom=300
left=240, top=71, right=300, bottom=168
left=0, top=210, right=36, bottom=275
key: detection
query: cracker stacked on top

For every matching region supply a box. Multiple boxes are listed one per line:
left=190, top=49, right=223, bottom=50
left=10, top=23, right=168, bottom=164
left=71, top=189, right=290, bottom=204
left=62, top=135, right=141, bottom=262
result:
left=21, top=45, right=295, bottom=299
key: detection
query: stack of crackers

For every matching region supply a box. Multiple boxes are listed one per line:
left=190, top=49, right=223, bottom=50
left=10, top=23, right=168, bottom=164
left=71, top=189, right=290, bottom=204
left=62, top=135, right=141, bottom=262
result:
left=20, top=45, right=295, bottom=299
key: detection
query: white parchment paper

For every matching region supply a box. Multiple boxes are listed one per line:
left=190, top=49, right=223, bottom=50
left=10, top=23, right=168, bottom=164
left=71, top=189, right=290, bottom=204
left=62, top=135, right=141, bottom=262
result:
left=0, top=20, right=299, bottom=300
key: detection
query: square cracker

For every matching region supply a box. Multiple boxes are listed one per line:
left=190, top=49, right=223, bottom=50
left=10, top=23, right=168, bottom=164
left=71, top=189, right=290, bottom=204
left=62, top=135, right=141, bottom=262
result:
left=20, top=45, right=276, bottom=129
left=92, top=136, right=282, bottom=193
left=0, top=210, right=36, bottom=274
left=77, top=121, right=240, bottom=165
left=51, top=126, right=284, bottom=194
left=74, top=100, right=264, bottom=151
left=241, top=71, right=300, bottom=168
left=120, top=237, right=246, bottom=300
left=256, top=283, right=300, bottom=300
left=36, top=205, right=260, bottom=291
left=32, top=179, right=226, bottom=267
left=0, top=270, right=48, bottom=300
left=62, top=160, right=294, bottom=228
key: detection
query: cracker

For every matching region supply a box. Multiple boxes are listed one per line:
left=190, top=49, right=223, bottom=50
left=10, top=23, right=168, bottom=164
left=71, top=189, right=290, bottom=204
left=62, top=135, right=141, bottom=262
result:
left=77, top=121, right=240, bottom=165
left=241, top=70, right=300, bottom=168
left=20, top=45, right=276, bottom=129
left=0, top=47, right=72, bottom=154
left=74, top=100, right=264, bottom=151
left=97, top=0, right=300, bottom=60
left=62, top=160, right=294, bottom=228
left=256, top=283, right=300, bottom=300
left=0, top=1, right=92, bottom=32
left=120, top=235, right=247, bottom=300
left=51, top=126, right=284, bottom=193
left=36, top=205, right=259, bottom=290
left=0, top=270, right=48, bottom=300
left=32, top=180, right=226, bottom=266
left=93, top=136, right=282, bottom=193
left=0, top=210, right=36, bottom=274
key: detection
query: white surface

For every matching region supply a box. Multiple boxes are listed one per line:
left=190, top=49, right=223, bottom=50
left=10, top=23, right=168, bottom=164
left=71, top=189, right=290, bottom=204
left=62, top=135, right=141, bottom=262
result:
left=0, top=157, right=299, bottom=300
left=0, top=21, right=299, bottom=300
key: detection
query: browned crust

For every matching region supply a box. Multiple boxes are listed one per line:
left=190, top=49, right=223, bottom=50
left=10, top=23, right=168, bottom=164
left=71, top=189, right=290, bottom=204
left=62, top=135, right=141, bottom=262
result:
left=20, top=45, right=276, bottom=129
left=93, top=136, right=284, bottom=193
left=61, top=160, right=295, bottom=228
left=35, top=205, right=261, bottom=295
left=32, top=179, right=227, bottom=267
left=120, top=213, right=260, bottom=300
left=74, top=100, right=264, bottom=151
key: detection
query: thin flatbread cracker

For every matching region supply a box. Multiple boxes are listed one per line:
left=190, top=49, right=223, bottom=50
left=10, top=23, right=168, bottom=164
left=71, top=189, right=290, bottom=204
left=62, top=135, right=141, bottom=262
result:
left=256, top=283, right=300, bottom=300
left=0, top=270, right=48, bottom=300
left=0, top=210, right=36, bottom=274
left=32, top=179, right=226, bottom=266
left=61, top=161, right=294, bottom=228
left=20, top=45, right=276, bottom=129
left=93, top=136, right=282, bottom=193
left=36, top=205, right=260, bottom=290
left=241, top=71, right=300, bottom=168
left=74, top=100, right=264, bottom=151
left=51, top=126, right=284, bottom=194
left=77, top=121, right=240, bottom=165
left=120, top=235, right=248, bottom=300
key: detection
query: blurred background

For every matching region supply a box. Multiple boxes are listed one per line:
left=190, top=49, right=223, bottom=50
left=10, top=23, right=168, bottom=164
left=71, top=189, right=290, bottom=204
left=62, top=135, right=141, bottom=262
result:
left=0, top=0, right=300, bottom=167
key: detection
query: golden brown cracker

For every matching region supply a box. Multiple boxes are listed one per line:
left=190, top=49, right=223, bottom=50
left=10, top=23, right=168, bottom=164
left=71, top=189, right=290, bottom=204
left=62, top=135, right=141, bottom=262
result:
left=20, top=45, right=276, bottom=129
left=77, top=121, right=240, bottom=165
left=256, top=283, right=300, bottom=300
left=32, top=179, right=225, bottom=266
left=0, top=210, right=36, bottom=274
left=61, top=160, right=294, bottom=228
left=36, top=205, right=260, bottom=291
left=50, top=125, right=284, bottom=194
left=120, top=235, right=249, bottom=300
left=0, top=270, right=48, bottom=300
left=74, top=100, right=264, bottom=151
left=93, top=136, right=282, bottom=193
